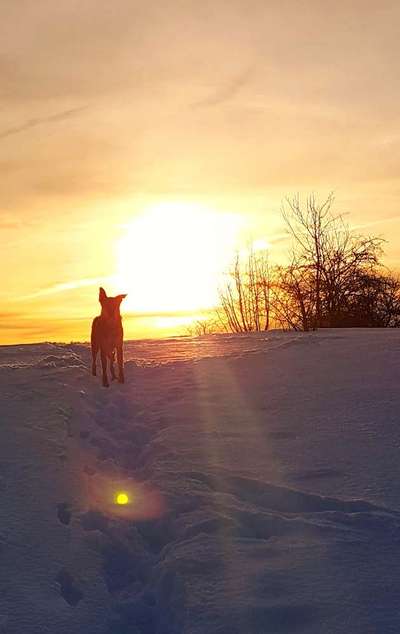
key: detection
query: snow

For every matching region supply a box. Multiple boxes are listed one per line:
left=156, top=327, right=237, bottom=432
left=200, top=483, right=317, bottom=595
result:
left=1, top=329, right=400, bottom=633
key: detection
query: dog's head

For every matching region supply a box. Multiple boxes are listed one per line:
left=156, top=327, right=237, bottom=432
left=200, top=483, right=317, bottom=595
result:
left=99, top=287, right=127, bottom=320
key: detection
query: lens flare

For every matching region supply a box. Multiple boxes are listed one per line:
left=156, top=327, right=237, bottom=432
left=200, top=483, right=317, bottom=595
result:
left=115, top=492, right=129, bottom=505
left=86, top=474, right=165, bottom=519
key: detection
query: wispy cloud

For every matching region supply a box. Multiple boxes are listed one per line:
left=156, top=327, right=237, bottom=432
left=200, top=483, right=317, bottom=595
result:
left=190, top=65, right=255, bottom=109
left=351, top=215, right=400, bottom=232
left=18, top=276, right=114, bottom=301
left=0, top=105, right=88, bottom=141
left=0, top=220, right=21, bottom=229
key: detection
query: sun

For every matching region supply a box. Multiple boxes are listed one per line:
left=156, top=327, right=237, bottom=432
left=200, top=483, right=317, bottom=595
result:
left=116, top=202, right=241, bottom=313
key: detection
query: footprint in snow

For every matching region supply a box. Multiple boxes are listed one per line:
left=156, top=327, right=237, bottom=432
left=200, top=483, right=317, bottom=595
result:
left=56, top=569, right=84, bottom=606
left=57, top=502, right=72, bottom=526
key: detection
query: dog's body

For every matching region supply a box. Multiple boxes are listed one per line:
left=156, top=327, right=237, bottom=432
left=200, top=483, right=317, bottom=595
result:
left=91, top=287, right=127, bottom=387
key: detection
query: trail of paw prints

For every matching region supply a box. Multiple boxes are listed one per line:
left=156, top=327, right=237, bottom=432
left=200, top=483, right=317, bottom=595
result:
left=72, top=373, right=189, bottom=631
left=77, top=382, right=168, bottom=480
left=80, top=508, right=184, bottom=634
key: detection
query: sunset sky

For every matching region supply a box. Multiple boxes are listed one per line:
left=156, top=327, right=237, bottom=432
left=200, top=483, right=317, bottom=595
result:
left=1, top=1, right=400, bottom=343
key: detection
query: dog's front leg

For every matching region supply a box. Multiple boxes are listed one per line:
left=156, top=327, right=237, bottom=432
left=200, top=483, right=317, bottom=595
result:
left=117, top=345, right=124, bottom=384
left=110, top=351, right=116, bottom=381
left=100, top=349, right=109, bottom=387
left=91, top=343, right=98, bottom=376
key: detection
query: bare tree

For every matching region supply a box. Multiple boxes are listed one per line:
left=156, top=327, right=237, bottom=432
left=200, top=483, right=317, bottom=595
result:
left=185, top=317, right=219, bottom=337
left=280, top=193, right=385, bottom=329
left=281, top=193, right=335, bottom=329
left=341, top=270, right=400, bottom=327
left=216, top=193, right=399, bottom=333
left=218, top=248, right=272, bottom=333
left=272, top=258, right=316, bottom=331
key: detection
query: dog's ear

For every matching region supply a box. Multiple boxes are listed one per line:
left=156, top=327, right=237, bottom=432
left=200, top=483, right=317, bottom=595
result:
left=116, top=294, right=127, bottom=302
left=99, top=287, right=107, bottom=302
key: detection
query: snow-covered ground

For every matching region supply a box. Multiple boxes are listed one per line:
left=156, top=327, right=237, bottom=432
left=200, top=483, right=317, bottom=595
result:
left=1, top=329, right=400, bottom=633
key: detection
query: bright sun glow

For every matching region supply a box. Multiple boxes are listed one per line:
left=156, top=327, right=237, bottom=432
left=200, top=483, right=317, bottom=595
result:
left=116, top=202, right=242, bottom=313
left=252, top=238, right=270, bottom=252
left=115, top=492, right=130, bottom=505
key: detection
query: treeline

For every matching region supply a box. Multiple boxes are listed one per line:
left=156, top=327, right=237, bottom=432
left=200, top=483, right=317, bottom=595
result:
left=190, top=194, right=400, bottom=335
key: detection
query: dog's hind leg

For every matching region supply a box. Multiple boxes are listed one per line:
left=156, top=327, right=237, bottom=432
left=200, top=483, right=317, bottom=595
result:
left=100, top=349, right=109, bottom=387
left=117, top=345, right=124, bottom=384
left=110, top=351, right=116, bottom=381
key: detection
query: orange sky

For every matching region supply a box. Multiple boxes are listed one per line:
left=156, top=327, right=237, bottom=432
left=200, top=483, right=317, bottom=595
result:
left=1, top=1, right=400, bottom=344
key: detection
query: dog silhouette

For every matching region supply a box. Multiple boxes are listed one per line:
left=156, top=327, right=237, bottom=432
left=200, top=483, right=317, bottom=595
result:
left=91, top=287, right=127, bottom=387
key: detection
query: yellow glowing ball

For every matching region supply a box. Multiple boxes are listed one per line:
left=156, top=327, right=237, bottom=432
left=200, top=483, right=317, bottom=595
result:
left=116, top=492, right=129, bottom=505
